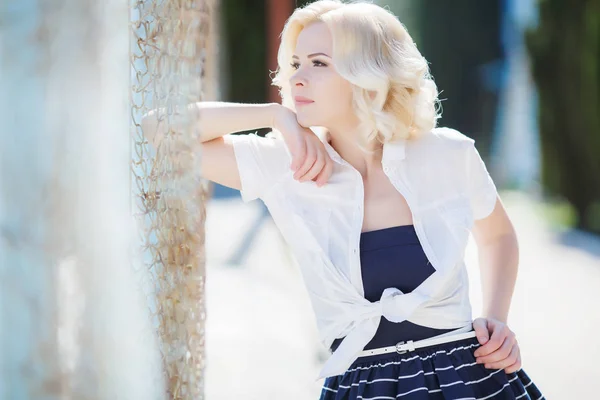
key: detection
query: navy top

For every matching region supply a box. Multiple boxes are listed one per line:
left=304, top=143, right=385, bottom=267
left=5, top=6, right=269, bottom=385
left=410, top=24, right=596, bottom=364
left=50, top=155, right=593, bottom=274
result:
left=330, top=224, right=456, bottom=353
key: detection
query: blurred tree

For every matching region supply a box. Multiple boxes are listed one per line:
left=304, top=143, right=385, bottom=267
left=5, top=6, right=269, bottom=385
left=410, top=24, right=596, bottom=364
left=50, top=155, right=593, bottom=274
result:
left=221, top=0, right=270, bottom=135
left=296, top=0, right=311, bottom=8
left=414, top=0, right=504, bottom=157
left=222, top=0, right=268, bottom=103
left=526, top=0, right=600, bottom=233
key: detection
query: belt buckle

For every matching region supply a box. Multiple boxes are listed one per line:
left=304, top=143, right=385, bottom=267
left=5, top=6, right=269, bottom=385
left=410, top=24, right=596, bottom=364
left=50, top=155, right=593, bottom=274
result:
left=395, top=341, right=407, bottom=354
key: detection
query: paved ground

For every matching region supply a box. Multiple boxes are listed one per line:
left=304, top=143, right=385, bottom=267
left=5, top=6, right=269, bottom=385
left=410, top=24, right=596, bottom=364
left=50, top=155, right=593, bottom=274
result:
left=204, top=189, right=600, bottom=399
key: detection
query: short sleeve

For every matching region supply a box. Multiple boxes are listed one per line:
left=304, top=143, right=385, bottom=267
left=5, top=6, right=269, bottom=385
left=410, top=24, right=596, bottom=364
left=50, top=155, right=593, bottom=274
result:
left=465, top=139, right=498, bottom=220
left=225, top=131, right=291, bottom=203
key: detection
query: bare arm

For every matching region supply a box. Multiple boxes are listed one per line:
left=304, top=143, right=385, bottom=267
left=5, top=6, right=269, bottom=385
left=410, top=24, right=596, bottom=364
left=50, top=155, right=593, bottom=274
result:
left=140, top=101, right=333, bottom=194
left=140, top=101, right=281, bottom=191
left=471, top=196, right=519, bottom=323
left=470, top=196, right=525, bottom=374
left=141, top=101, right=281, bottom=146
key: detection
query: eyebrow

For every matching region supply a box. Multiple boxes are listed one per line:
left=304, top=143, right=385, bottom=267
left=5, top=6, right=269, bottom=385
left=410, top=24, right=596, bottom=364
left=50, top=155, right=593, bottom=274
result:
left=291, top=52, right=331, bottom=59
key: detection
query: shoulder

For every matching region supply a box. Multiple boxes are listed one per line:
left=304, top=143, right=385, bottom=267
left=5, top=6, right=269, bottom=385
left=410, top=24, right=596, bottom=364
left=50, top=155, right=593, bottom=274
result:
left=407, top=127, right=475, bottom=189
left=409, top=126, right=474, bottom=158
left=430, top=126, right=474, bottom=147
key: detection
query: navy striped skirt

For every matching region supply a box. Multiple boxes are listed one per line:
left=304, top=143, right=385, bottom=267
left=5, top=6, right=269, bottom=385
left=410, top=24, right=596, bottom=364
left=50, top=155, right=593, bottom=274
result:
left=319, top=225, right=544, bottom=399
left=319, top=334, right=544, bottom=399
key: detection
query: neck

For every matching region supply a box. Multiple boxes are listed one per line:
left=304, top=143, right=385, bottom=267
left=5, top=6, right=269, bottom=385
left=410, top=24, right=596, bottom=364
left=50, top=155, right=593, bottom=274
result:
left=324, top=124, right=383, bottom=179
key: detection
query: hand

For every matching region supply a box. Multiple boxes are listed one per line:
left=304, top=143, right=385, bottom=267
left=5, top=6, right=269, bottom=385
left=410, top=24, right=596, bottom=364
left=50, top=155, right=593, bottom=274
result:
left=472, top=317, right=522, bottom=374
left=272, top=106, right=333, bottom=187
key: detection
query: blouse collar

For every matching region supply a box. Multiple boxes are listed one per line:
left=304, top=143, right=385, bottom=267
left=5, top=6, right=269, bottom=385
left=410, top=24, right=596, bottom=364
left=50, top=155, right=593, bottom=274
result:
left=315, top=128, right=407, bottom=166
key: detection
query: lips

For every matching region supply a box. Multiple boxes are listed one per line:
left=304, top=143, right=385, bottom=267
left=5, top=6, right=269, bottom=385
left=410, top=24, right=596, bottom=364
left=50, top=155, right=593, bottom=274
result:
left=294, top=96, right=314, bottom=105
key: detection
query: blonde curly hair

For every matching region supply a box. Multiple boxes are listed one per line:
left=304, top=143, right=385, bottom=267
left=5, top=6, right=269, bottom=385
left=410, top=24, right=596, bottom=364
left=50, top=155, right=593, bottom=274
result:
left=271, top=0, right=441, bottom=150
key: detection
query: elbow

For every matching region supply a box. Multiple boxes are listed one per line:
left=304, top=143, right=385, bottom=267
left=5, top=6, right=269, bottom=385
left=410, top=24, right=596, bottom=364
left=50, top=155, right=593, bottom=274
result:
left=477, top=231, right=518, bottom=259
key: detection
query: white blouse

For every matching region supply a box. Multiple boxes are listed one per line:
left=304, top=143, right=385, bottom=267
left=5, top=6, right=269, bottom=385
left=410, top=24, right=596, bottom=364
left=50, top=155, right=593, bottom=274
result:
left=223, top=126, right=498, bottom=380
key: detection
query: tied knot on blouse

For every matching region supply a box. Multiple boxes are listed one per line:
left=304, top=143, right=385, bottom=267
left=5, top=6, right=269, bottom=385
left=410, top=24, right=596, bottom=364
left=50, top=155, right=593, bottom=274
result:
left=356, top=287, right=428, bottom=323
left=319, top=287, right=429, bottom=379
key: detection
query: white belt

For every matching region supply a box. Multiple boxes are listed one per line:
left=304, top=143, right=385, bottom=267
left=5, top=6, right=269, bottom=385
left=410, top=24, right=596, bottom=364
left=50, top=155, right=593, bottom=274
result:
left=356, top=325, right=477, bottom=358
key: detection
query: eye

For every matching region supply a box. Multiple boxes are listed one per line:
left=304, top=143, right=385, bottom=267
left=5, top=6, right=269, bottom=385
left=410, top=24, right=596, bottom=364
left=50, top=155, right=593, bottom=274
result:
left=290, top=60, right=328, bottom=70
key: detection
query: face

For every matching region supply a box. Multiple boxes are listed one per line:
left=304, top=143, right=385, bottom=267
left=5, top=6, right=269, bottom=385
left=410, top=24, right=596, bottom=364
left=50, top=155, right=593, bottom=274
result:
left=290, top=22, right=356, bottom=130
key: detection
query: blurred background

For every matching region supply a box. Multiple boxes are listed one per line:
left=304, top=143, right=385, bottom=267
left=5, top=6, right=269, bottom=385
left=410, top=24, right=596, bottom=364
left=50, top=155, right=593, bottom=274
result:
left=1, top=0, right=598, bottom=399
left=204, top=0, right=600, bottom=399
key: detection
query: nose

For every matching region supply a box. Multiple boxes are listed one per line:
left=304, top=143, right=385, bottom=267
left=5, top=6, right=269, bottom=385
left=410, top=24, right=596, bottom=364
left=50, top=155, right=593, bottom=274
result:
left=290, top=70, right=307, bottom=87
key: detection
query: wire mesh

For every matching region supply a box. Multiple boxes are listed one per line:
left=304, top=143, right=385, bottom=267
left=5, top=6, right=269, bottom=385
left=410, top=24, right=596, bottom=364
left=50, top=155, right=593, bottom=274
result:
left=130, top=0, right=216, bottom=398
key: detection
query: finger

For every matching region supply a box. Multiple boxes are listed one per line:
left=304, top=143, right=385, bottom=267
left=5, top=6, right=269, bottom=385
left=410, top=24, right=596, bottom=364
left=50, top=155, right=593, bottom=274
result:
left=474, top=323, right=507, bottom=358
left=300, top=148, right=325, bottom=182
left=294, top=143, right=316, bottom=180
left=314, top=158, right=334, bottom=187
left=290, top=139, right=307, bottom=172
left=297, top=146, right=319, bottom=181
left=504, top=354, right=522, bottom=374
left=476, top=333, right=514, bottom=364
left=311, top=149, right=332, bottom=181
left=472, top=318, right=489, bottom=347
left=484, top=342, right=519, bottom=370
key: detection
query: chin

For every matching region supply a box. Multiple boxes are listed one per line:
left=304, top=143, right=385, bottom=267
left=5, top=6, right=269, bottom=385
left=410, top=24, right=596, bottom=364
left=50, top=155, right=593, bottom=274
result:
left=296, top=113, right=315, bottom=129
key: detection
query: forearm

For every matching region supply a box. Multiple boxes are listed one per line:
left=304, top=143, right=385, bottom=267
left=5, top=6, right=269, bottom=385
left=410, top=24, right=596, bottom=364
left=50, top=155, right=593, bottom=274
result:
left=141, top=101, right=281, bottom=146
left=477, top=233, right=519, bottom=323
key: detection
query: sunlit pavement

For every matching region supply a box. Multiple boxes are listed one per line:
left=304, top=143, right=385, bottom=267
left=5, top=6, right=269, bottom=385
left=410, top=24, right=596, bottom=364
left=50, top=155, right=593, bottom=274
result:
left=204, top=189, right=600, bottom=399
left=466, top=191, right=600, bottom=400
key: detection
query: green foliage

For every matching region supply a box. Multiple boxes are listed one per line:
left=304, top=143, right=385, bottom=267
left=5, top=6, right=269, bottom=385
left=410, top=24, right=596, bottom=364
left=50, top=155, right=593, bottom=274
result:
left=413, top=0, right=503, bottom=157
left=221, top=0, right=268, bottom=104
left=525, top=0, right=600, bottom=233
left=539, top=196, right=578, bottom=230
left=221, top=0, right=270, bottom=136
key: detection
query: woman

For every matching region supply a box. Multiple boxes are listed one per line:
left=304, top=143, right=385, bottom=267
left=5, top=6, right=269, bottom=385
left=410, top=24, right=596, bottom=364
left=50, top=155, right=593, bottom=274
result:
left=144, top=1, right=545, bottom=398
